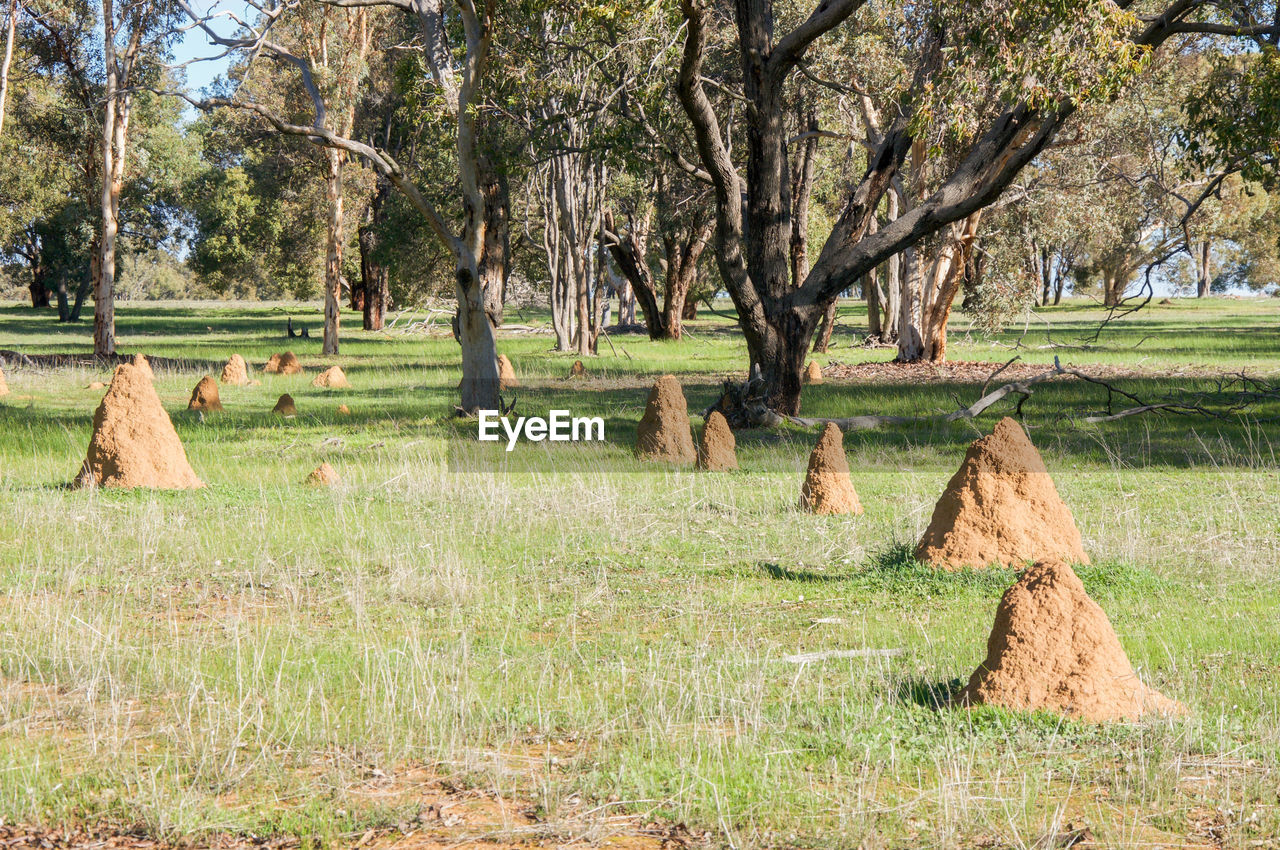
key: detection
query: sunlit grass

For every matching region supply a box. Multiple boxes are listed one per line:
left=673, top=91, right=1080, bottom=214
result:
left=0, top=297, right=1278, bottom=847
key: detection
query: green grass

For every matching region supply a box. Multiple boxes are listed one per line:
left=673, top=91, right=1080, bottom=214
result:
left=1, top=296, right=1279, bottom=848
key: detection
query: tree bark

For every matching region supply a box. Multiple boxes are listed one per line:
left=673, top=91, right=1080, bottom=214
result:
left=322, top=148, right=345, bottom=355
left=1195, top=239, right=1211, bottom=297
left=478, top=157, right=508, bottom=327
left=813, top=299, right=837, bottom=352
left=95, top=0, right=125, bottom=359
left=358, top=176, right=390, bottom=331
left=0, top=0, right=16, bottom=138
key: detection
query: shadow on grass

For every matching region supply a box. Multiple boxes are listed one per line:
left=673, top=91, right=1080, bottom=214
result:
left=758, top=562, right=848, bottom=583
left=893, top=676, right=965, bottom=711
left=851, top=543, right=1018, bottom=597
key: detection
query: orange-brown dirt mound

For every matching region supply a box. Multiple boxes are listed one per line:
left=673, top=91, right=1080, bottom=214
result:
left=312, top=365, right=350, bottom=388
left=220, top=354, right=249, bottom=385
left=0, top=366, right=8, bottom=397
left=568, top=359, right=586, bottom=379
left=497, top=354, right=518, bottom=390
left=958, top=559, right=1185, bottom=722
left=799, top=422, right=862, bottom=515
left=697, top=410, right=738, bottom=471
left=306, top=462, right=341, bottom=486
left=804, top=361, right=824, bottom=384
left=272, top=394, right=298, bottom=416
left=336, top=404, right=351, bottom=416
left=264, top=351, right=302, bottom=375
left=74, top=363, right=204, bottom=489
left=635, top=374, right=696, bottom=464
left=131, top=353, right=154, bottom=381
left=916, top=417, right=1088, bottom=570
left=187, top=376, right=223, bottom=412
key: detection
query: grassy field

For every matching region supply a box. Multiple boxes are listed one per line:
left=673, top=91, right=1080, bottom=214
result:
left=1, top=297, right=1279, bottom=849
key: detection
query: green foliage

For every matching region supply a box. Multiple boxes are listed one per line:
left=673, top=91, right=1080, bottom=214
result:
left=1184, top=48, right=1280, bottom=186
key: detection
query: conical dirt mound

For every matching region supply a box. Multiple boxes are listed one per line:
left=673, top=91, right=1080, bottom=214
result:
left=221, top=354, right=249, bottom=386
left=272, top=394, right=297, bottom=416
left=132, top=353, right=154, bottom=381
left=697, top=410, right=738, bottom=471
left=804, top=361, right=824, bottom=384
left=0, top=366, right=9, bottom=397
left=498, top=355, right=518, bottom=390
left=958, top=560, right=1184, bottom=722
left=916, top=417, right=1088, bottom=570
left=799, top=423, right=862, bottom=515
left=636, top=375, right=696, bottom=464
left=264, top=352, right=302, bottom=375
left=568, top=360, right=586, bottom=379
left=74, top=363, right=204, bottom=489
left=312, top=365, right=350, bottom=388
left=306, top=462, right=341, bottom=487
left=188, top=376, right=223, bottom=412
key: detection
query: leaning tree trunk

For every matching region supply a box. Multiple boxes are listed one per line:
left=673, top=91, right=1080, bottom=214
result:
left=813, top=299, right=837, bottom=352
left=322, top=148, right=345, bottom=355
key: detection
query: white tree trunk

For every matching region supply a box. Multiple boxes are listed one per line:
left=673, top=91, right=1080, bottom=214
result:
left=0, top=0, right=16, bottom=138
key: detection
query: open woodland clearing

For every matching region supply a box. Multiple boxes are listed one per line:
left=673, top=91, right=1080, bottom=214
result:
left=0, top=298, right=1278, bottom=849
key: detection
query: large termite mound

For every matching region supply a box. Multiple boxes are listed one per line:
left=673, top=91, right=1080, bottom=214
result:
left=74, top=363, right=204, bottom=489
left=307, top=462, right=341, bottom=487
left=799, top=422, right=862, bottom=515
left=916, top=417, right=1088, bottom=570
left=957, top=559, right=1184, bottom=722
left=272, top=394, right=298, bottom=416
left=803, top=361, right=824, bottom=384
left=312, top=365, right=350, bottom=389
left=498, top=355, right=519, bottom=390
left=697, top=410, right=738, bottom=471
left=0, top=366, right=9, bottom=397
left=187, top=376, right=223, bottom=412
left=264, top=351, right=302, bottom=375
left=131, top=353, right=154, bottom=381
left=221, top=354, right=249, bottom=386
left=635, top=375, right=696, bottom=464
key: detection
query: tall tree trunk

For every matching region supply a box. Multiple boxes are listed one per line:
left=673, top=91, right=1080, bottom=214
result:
left=95, top=7, right=125, bottom=359
left=54, top=270, right=70, bottom=321
left=1195, top=239, right=1211, bottom=297
left=812, top=300, right=837, bottom=352
left=0, top=0, right=16, bottom=138
left=866, top=266, right=883, bottom=340
left=479, top=158, right=509, bottom=327
left=358, top=176, right=390, bottom=331
left=322, top=148, right=345, bottom=355
left=29, top=261, right=50, bottom=308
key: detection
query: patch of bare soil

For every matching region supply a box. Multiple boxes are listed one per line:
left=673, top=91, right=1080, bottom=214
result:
left=824, top=359, right=1137, bottom=384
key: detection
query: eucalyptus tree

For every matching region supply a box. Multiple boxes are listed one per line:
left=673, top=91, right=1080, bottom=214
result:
left=676, top=0, right=1280, bottom=414
left=182, top=0, right=513, bottom=412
